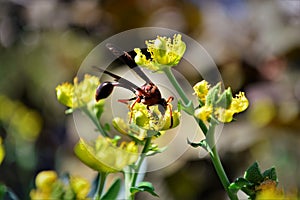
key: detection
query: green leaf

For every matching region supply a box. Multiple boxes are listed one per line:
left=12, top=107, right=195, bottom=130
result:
left=229, top=178, right=253, bottom=193
left=262, top=167, right=277, bottom=183
left=101, top=178, right=121, bottom=200
left=187, top=138, right=207, bottom=149
left=241, top=187, right=256, bottom=199
left=216, top=87, right=232, bottom=109
left=244, top=162, right=264, bottom=184
left=146, top=146, right=167, bottom=157
left=130, top=181, right=159, bottom=197
left=206, top=83, right=221, bottom=106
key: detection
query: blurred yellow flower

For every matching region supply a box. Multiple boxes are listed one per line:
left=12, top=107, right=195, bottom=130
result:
left=134, top=34, right=186, bottom=71
left=255, top=180, right=297, bottom=200
left=193, top=80, right=210, bottom=103
left=74, top=137, right=139, bottom=173
left=30, top=170, right=91, bottom=200
left=0, top=137, right=5, bottom=165
left=70, top=176, right=91, bottom=199
left=0, top=95, right=42, bottom=141
left=35, top=170, right=58, bottom=192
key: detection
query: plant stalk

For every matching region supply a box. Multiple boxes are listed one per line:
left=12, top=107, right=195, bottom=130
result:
left=94, top=172, right=107, bottom=200
left=163, top=67, right=237, bottom=199
left=207, top=125, right=238, bottom=200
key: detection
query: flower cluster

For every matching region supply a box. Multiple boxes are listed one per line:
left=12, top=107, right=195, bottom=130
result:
left=74, top=137, right=139, bottom=173
left=193, top=80, right=249, bottom=123
left=30, top=171, right=90, bottom=200
left=56, top=74, right=103, bottom=112
left=134, top=34, right=186, bottom=71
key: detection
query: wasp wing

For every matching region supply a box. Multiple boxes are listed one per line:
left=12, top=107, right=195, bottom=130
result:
left=93, top=66, right=139, bottom=93
left=105, top=43, right=152, bottom=83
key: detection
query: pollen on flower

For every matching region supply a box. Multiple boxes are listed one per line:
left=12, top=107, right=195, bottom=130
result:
left=134, top=34, right=186, bottom=72
left=194, top=105, right=213, bottom=122
left=56, top=74, right=100, bottom=109
left=129, top=102, right=180, bottom=131
left=193, top=80, right=210, bottom=103
left=230, top=92, right=249, bottom=113
left=214, top=107, right=234, bottom=123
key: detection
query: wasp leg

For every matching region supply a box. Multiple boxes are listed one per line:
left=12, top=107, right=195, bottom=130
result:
left=129, top=97, right=141, bottom=123
left=167, top=96, right=174, bottom=128
left=118, top=97, right=136, bottom=104
left=166, top=96, right=174, bottom=103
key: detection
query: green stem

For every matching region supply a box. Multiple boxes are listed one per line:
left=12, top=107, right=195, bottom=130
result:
left=94, top=172, right=107, bottom=200
left=163, top=67, right=190, bottom=105
left=82, top=107, right=108, bottom=137
left=126, top=136, right=152, bottom=200
left=163, top=67, right=236, bottom=199
left=207, top=125, right=238, bottom=200
left=131, top=136, right=152, bottom=187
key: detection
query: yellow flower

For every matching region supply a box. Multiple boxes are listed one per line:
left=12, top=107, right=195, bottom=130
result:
left=56, top=74, right=101, bottom=109
left=193, top=80, right=210, bottom=103
left=255, top=180, right=297, bottom=200
left=134, top=34, right=186, bottom=71
left=193, top=81, right=249, bottom=123
left=130, top=102, right=180, bottom=131
left=230, top=92, right=249, bottom=113
left=214, top=107, right=234, bottom=123
left=30, top=190, right=51, bottom=200
left=194, top=105, right=213, bottom=122
left=35, top=171, right=58, bottom=192
left=70, top=176, right=90, bottom=199
left=0, top=137, right=5, bottom=165
left=216, top=91, right=248, bottom=123
left=74, top=137, right=139, bottom=173
left=55, top=82, right=73, bottom=107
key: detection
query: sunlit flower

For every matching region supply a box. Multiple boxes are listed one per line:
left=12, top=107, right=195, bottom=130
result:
left=194, top=105, right=213, bottom=122
left=0, top=137, right=5, bottom=165
left=193, top=81, right=249, bottom=123
left=74, top=137, right=139, bottom=173
left=55, top=82, right=73, bottom=108
left=134, top=34, right=186, bottom=71
left=193, top=80, right=210, bottom=103
left=130, top=102, right=180, bottom=131
left=230, top=92, right=249, bottom=113
left=56, top=74, right=102, bottom=109
left=214, top=107, right=234, bottom=123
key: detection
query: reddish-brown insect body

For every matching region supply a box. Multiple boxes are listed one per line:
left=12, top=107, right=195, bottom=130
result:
left=95, top=43, right=174, bottom=127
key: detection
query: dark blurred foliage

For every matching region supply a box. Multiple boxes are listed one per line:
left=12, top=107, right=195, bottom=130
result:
left=0, top=0, right=299, bottom=199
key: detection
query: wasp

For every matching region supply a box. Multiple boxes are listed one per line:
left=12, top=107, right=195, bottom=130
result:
left=95, top=43, right=174, bottom=127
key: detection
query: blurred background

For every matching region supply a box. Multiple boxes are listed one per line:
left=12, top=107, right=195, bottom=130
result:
left=0, top=0, right=299, bottom=199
